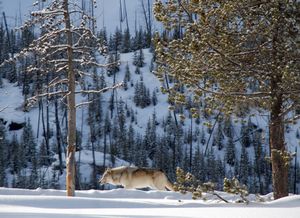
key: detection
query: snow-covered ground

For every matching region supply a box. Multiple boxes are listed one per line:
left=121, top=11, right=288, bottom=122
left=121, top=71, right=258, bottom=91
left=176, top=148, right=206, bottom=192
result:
left=0, top=188, right=299, bottom=218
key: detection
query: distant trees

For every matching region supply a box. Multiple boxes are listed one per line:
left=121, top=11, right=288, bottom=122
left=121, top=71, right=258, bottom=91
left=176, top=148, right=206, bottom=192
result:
left=0, top=0, right=116, bottom=196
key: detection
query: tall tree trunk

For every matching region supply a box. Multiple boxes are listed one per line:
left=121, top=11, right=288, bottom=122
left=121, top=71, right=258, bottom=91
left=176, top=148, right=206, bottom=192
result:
left=55, top=97, right=63, bottom=175
left=41, top=99, right=50, bottom=164
left=64, top=0, right=76, bottom=197
left=269, top=77, right=288, bottom=199
left=189, top=116, right=193, bottom=172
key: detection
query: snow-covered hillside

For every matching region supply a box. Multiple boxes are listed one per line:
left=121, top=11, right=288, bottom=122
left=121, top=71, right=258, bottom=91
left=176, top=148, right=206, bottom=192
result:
left=0, top=0, right=300, bottom=197
left=0, top=188, right=300, bottom=218
left=1, top=44, right=300, bottom=193
left=1, top=0, right=155, bottom=34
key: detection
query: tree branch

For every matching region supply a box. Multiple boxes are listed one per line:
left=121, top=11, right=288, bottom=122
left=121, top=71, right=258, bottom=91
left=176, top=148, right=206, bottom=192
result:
left=76, top=82, right=123, bottom=95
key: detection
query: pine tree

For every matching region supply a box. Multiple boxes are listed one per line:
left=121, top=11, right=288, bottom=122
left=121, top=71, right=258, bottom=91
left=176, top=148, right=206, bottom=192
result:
left=98, top=28, right=107, bottom=47
left=223, top=117, right=234, bottom=138
left=206, top=147, right=217, bottom=182
left=0, top=121, right=8, bottom=186
left=28, top=153, right=38, bottom=189
left=191, top=145, right=206, bottom=182
left=117, top=100, right=129, bottom=161
left=134, top=134, right=148, bottom=167
left=240, top=121, right=252, bottom=148
left=133, top=49, right=145, bottom=68
left=133, top=28, right=144, bottom=51
left=39, top=140, right=49, bottom=167
left=127, top=124, right=135, bottom=164
left=225, top=137, right=236, bottom=166
left=21, top=118, right=37, bottom=163
left=10, top=134, right=23, bottom=174
left=152, top=89, right=158, bottom=106
left=50, top=169, right=60, bottom=189
left=123, top=63, right=131, bottom=90
left=212, top=122, right=224, bottom=150
left=121, top=28, right=131, bottom=53
left=239, top=146, right=250, bottom=186
left=154, top=0, right=300, bottom=199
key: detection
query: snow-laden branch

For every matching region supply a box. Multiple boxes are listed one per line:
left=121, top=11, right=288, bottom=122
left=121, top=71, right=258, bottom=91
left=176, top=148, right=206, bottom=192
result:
left=75, top=82, right=123, bottom=95
left=31, top=9, right=66, bottom=17
left=0, top=105, right=8, bottom=113
left=76, top=100, right=94, bottom=108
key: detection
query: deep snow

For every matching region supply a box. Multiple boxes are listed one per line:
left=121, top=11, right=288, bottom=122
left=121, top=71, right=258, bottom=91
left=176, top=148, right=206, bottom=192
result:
left=0, top=188, right=300, bottom=218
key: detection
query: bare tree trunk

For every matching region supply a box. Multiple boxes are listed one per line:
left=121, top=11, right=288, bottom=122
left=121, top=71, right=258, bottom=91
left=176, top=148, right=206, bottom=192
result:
left=37, top=100, right=41, bottom=138
left=41, top=99, right=50, bottom=164
left=103, top=132, right=107, bottom=168
left=269, top=76, right=288, bottom=199
left=64, top=0, right=76, bottom=197
left=55, top=97, right=63, bottom=175
left=189, top=116, right=193, bottom=172
left=293, top=147, right=297, bottom=194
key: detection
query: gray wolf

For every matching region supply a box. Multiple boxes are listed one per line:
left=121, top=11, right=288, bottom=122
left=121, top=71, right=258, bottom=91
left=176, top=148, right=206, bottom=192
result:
left=99, top=166, right=174, bottom=191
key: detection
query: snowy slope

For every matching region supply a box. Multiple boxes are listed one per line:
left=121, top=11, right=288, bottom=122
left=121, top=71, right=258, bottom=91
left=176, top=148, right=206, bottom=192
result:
left=0, top=188, right=300, bottom=218
left=1, top=0, right=155, bottom=34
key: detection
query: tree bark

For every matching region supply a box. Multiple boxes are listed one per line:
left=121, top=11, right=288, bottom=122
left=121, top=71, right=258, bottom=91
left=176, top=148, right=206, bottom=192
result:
left=269, top=76, right=288, bottom=199
left=55, top=97, right=63, bottom=175
left=64, top=0, right=76, bottom=197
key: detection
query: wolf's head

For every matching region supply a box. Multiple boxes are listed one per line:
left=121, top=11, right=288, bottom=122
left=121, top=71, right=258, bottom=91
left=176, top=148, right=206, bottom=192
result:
left=99, top=168, right=113, bottom=184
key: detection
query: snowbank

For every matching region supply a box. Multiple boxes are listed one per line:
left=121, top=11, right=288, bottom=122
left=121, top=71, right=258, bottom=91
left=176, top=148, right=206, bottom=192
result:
left=0, top=188, right=299, bottom=218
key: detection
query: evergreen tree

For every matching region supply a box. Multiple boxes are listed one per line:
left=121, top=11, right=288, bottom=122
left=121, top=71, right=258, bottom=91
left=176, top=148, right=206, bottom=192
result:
left=123, top=63, right=131, bottom=90
left=107, top=53, right=120, bottom=76
left=152, top=90, right=158, bottom=106
left=200, top=128, right=206, bottom=146
left=223, top=116, right=234, bottom=138
left=133, top=28, right=144, bottom=51
left=134, top=134, right=148, bottom=167
left=134, top=66, right=141, bottom=74
left=133, top=49, right=145, bottom=67
left=10, top=134, right=25, bottom=174
left=50, top=169, right=60, bottom=189
left=28, top=152, right=39, bottom=189
left=153, top=136, right=171, bottom=176
left=191, top=145, right=206, bottom=182
left=98, top=28, right=108, bottom=47
left=21, top=118, right=37, bottom=163
left=39, top=140, right=49, bottom=166
left=212, top=122, right=224, bottom=150
left=121, top=28, right=131, bottom=53
left=117, top=100, right=129, bottom=161
left=240, top=121, right=252, bottom=148
left=133, top=78, right=151, bottom=108
left=206, top=147, right=217, bottom=182
left=109, top=27, right=122, bottom=52
left=225, top=137, right=236, bottom=166
left=154, top=0, right=300, bottom=199
left=0, top=121, right=8, bottom=186
left=239, top=146, right=250, bottom=186
left=127, top=124, right=135, bottom=164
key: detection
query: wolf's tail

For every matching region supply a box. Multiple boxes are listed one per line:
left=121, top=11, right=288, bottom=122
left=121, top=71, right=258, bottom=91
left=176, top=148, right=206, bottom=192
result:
left=165, top=179, right=174, bottom=191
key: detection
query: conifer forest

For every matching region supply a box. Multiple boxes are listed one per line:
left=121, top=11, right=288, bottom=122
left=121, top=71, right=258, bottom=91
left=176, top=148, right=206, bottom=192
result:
left=0, top=0, right=299, bottom=200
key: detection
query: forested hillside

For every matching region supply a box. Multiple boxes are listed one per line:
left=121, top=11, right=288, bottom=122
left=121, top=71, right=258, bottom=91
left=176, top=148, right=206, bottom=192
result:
left=0, top=0, right=299, bottom=197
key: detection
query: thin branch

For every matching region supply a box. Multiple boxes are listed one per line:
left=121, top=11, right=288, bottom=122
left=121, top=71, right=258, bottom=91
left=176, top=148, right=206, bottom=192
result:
left=76, top=82, right=123, bottom=95
left=285, top=114, right=300, bottom=124
left=0, top=105, right=8, bottom=113
left=280, top=102, right=300, bottom=118
left=76, top=100, right=94, bottom=108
